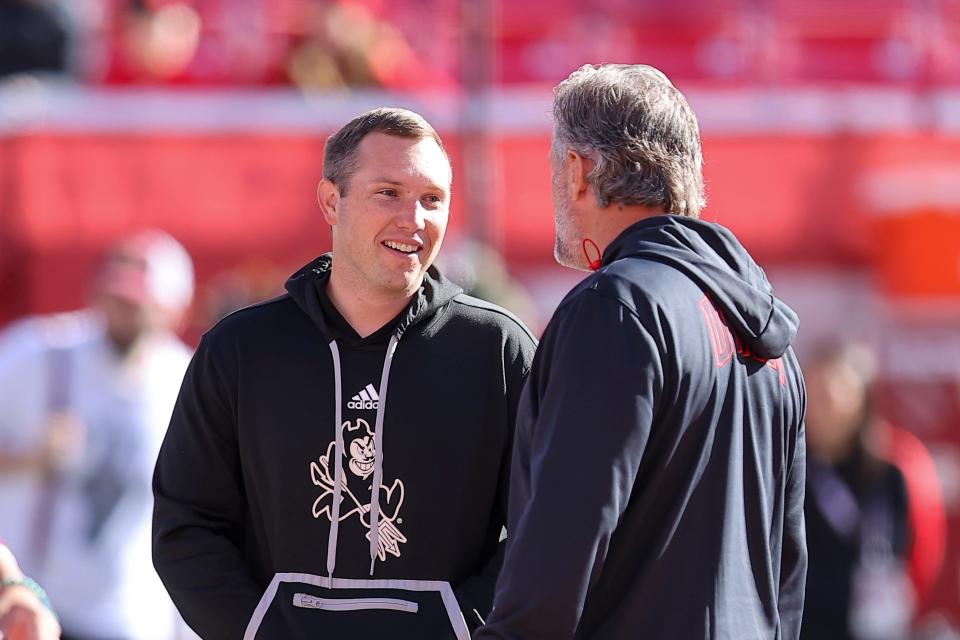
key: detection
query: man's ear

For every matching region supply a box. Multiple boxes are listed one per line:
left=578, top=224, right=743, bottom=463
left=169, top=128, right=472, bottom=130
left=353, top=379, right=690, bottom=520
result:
left=566, top=149, right=595, bottom=203
left=317, top=179, right=341, bottom=225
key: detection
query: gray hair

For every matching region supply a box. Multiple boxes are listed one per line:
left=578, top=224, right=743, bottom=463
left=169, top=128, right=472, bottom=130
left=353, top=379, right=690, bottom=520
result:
left=323, top=107, right=449, bottom=195
left=552, top=64, right=705, bottom=217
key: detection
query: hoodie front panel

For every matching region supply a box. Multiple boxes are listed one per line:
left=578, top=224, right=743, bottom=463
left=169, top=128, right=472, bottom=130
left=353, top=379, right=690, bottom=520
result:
left=153, top=257, right=537, bottom=640
left=233, top=300, right=511, bottom=584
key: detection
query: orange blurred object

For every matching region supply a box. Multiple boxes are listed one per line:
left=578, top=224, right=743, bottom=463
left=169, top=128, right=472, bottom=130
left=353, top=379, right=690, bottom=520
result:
left=872, top=208, right=960, bottom=299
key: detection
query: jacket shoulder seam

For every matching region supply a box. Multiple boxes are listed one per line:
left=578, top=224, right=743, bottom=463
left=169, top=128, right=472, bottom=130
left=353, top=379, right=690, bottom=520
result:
left=556, top=280, right=650, bottom=330
left=450, top=294, right=538, bottom=344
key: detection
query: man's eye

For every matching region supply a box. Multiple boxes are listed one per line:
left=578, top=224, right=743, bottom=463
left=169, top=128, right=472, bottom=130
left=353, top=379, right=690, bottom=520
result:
left=378, top=189, right=398, bottom=198
left=424, top=195, right=443, bottom=205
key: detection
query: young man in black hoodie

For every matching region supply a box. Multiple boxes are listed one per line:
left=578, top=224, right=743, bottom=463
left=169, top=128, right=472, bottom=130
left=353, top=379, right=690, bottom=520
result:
left=476, top=64, right=807, bottom=639
left=152, top=108, right=536, bottom=639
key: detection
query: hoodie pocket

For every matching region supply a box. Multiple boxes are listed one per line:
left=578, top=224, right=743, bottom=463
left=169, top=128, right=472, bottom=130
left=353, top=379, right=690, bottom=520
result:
left=244, top=573, right=469, bottom=640
left=292, top=593, right=419, bottom=613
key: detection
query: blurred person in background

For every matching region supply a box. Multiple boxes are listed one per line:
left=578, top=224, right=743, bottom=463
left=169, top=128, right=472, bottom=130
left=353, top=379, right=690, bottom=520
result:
left=0, top=542, right=60, bottom=639
left=189, top=260, right=285, bottom=339
left=437, top=240, right=543, bottom=335
left=109, top=0, right=202, bottom=84
left=477, top=63, right=807, bottom=639
left=0, top=0, right=69, bottom=79
left=285, top=1, right=454, bottom=92
left=0, top=230, right=196, bottom=640
left=802, top=340, right=946, bottom=640
left=152, top=108, right=536, bottom=639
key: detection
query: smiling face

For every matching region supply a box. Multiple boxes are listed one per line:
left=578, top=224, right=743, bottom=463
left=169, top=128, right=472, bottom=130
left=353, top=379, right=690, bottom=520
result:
left=348, top=434, right=376, bottom=478
left=319, top=132, right=452, bottom=300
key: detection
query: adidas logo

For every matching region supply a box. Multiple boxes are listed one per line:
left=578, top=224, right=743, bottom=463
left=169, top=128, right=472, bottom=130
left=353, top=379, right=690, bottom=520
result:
left=347, top=383, right=380, bottom=410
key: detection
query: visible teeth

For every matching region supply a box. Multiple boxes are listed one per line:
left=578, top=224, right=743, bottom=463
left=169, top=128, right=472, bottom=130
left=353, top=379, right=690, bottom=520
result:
left=384, top=241, right=418, bottom=253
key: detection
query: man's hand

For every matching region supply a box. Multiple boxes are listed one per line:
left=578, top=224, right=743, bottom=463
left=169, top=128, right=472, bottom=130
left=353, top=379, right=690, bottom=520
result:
left=38, top=412, right=85, bottom=476
left=0, top=413, right=85, bottom=477
left=0, top=584, right=61, bottom=640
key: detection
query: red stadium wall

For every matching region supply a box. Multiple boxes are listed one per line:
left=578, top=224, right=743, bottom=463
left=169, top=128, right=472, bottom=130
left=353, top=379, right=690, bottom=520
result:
left=0, top=133, right=471, bottom=328
left=3, top=130, right=960, bottom=323
left=496, top=133, right=960, bottom=274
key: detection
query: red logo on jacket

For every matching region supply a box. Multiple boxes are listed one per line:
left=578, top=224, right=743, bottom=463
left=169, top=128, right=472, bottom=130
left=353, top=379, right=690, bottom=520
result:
left=698, top=296, right=787, bottom=387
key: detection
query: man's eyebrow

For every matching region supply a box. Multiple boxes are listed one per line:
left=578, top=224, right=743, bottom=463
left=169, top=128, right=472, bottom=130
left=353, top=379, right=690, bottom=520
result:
left=370, top=178, right=449, bottom=194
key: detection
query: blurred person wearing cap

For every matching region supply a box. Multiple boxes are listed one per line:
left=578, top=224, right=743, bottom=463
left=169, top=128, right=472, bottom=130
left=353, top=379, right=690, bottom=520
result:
left=476, top=64, right=807, bottom=639
left=0, top=230, right=197, bottom=640
left=152, top=108, right=536, bottom=639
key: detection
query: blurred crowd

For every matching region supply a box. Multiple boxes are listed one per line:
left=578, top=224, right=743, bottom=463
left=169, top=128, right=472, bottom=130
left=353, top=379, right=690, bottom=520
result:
left=3, top=0, right=960, bottom=89
left=0, top=0, right=458, bottom=90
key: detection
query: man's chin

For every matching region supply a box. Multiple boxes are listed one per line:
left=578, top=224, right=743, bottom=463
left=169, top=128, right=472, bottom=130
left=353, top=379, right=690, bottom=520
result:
left=392, top=270, right=427, bottom=296
left=554, top=243, right=590, bottom=272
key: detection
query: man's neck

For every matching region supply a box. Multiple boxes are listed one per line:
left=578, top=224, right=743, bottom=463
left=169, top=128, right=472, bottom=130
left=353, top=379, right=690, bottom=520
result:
left=591, top=204, right=666, bottom=258
left=326, top=270, right=416, bottom=339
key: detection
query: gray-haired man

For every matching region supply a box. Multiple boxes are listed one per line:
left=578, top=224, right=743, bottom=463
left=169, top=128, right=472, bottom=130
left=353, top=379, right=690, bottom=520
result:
left=476, top=64, right=807, bottom=639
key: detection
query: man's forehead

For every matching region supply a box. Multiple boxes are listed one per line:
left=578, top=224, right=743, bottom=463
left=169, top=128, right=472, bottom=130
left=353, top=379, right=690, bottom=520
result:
left=355, top=132, right=447, bottom=162
left=353, top=133, right=451, bottom=185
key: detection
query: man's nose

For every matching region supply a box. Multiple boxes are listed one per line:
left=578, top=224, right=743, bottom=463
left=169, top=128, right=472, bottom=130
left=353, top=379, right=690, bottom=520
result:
left=395, top=199, right=426, bottom=231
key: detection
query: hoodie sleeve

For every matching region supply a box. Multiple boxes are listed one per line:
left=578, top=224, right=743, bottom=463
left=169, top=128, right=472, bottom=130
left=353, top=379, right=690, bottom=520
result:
left=152, top=334, right=262, bottom=640
left=476, top=288, right=660, bottom=639
left=456, top=325, right=537, bottom=631
left=778, top=419, right=807, bottom=639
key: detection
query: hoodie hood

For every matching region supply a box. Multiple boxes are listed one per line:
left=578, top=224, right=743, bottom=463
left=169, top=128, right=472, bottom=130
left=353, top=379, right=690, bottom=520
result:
left=285, top=253, right=463, bottom=345
left=603, top=215, right=799, bottom=360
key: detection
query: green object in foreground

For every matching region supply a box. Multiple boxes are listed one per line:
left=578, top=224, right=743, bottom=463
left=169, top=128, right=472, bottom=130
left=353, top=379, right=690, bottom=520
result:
left=2, top=575, right=57, bottom=619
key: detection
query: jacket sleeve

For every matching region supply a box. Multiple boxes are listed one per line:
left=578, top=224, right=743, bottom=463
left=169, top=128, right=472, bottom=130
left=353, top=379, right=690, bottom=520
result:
left=152, top=334, right=262, bottom=640
left=456, top=326, right=537, bottom=631
left=476, top=289, right=660, bottom=639
left=778, top=419, right=807, bottom=640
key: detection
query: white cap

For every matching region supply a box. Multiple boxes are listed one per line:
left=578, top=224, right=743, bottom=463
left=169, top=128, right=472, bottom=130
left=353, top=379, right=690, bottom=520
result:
left=99, top=230, right=195, bottom=312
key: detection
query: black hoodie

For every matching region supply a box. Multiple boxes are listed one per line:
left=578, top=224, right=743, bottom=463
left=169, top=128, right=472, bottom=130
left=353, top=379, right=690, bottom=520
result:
left=477, top=215, right=807, bottom=639
left=152, top=255, right=536, bottom=639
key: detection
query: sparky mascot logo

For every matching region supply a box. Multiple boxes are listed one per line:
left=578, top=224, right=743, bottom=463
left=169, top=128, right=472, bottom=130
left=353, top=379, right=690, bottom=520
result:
left=310, top=419, right=406, bottom=561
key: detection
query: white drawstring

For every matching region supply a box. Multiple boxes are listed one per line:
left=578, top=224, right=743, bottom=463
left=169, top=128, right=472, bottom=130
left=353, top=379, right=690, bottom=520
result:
left=325, top=340, right=345, bottom=579
left=369, top=334, right=399, bottom=575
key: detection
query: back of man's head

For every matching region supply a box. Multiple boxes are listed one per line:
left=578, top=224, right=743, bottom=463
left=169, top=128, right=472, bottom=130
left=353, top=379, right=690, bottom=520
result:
left=552, top=64, right=705, bottom=218
left=323, top=107, right=449, bottom=196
